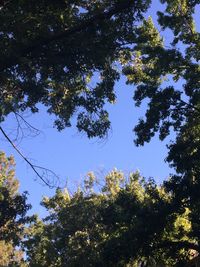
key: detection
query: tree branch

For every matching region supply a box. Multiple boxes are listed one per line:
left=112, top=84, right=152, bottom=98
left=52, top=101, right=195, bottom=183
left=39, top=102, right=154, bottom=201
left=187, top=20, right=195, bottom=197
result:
left=0, top=126, right=59, bottom=188
left=159, top=240, right=200, bottom=252
left=179, top=99, right=200, bottom=114
left=13, top=111, right=41, bottom=137
left=0, top=0, right=137, bottom=72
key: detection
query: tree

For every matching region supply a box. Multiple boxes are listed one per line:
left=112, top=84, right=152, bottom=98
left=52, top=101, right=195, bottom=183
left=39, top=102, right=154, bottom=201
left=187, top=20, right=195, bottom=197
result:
left=121, top=0, right=200, bottom=178
left=0, top=0, right=199, bottom=160
left=1, top=0, right=200, bottom=264
left=25, top=170, right=197, bottom=267
left=122, top=1, right=199, bottom=146
left=121, top=0, right=200, bottom=255
left=0, top=151, right=31, bottom=266
left=0, top=0, right=152, bottom=186
left=0, top=0, right=150, bottom=138
left=1, top=0, right=199, bottom=190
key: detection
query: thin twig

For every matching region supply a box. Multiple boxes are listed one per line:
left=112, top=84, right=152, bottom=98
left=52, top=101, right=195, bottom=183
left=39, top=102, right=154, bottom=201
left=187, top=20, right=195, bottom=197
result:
left=0, top=126, right=58, bottom=188
left=13, top=111, right=41, bottom=134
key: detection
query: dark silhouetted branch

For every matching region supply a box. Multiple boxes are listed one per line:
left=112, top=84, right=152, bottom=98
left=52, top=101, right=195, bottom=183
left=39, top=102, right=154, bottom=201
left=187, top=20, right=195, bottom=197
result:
left=0, top=125, right=59, bottom=188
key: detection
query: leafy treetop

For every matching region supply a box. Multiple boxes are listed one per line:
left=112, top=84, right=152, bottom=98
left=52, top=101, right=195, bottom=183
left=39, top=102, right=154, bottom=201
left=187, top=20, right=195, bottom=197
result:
left=25, top=170, right=197, bottom=267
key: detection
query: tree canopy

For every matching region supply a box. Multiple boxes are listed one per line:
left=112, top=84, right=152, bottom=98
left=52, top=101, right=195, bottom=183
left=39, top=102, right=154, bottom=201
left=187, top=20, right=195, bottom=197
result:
left=25, top=170, right=197, bottom=267
left=0, top=151, right=31, bottom=266
left=0, top=0, right=199, bottom=185
left=0, top=0, right=199, bottom=188
left=0, top=0, right=200, bottom=266
left=0, top=0, right=150, bottom=137
left=1, top=0, right=199, bottom=141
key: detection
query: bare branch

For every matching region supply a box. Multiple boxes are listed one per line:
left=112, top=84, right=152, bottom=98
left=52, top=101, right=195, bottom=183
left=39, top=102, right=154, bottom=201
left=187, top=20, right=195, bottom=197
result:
left=13, top=111, right=41, bottom=135
left=4, top=111, right=42, bottom=146
left=0, top=125, right=59, bottom=188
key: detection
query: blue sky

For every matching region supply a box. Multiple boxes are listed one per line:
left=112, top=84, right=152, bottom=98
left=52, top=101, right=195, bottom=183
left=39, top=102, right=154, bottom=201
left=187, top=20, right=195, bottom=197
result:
left=1, top=76, right=172, bottom=216
left=1, top=1, right=199, bottom=216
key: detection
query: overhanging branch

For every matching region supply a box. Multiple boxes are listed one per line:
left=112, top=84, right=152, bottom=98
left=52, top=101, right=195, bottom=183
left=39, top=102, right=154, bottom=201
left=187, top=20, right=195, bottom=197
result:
left=0, top=0, right=138, bottom=72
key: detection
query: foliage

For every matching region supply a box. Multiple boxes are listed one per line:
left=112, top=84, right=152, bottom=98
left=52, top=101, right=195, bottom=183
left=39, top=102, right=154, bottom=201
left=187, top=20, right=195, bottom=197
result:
left=121, top=0, right=200, bottom=193
left=0, top=151, right=31, bottom=266
left=25, top=170, right=196, bottom=267
left=123, top=1, right=200, bottom=147
left=121, top=1, right=200, bottom=258
left=0, top=0, right=200, bottom=266
left=0, top=0, right=150, bottom=138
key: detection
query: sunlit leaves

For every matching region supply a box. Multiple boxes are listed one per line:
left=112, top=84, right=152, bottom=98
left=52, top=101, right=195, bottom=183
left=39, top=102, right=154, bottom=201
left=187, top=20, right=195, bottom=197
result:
left=0, top=0, right=151, bottom=138
left=25, top=170, right=195, bottom=266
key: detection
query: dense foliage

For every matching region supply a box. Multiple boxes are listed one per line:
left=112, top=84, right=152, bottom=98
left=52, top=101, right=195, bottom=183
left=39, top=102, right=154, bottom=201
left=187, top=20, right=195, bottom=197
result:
left=25, top=170, right=196, bottom=267
left=0, top=0, right=200, bottom=266
left=122, top=1, right=200, bottom=258
left=0, top=0, right=150, bottom=137
left=0, top=152, right=31, bottom=266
